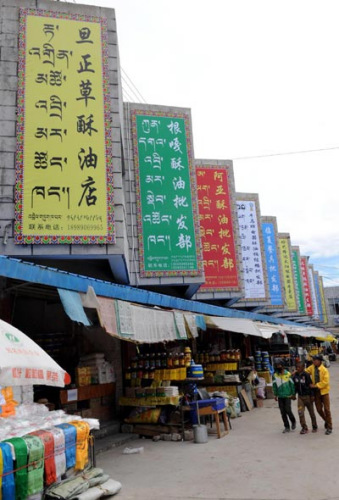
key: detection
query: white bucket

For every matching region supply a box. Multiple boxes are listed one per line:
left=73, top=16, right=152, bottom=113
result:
left=193, top=424, right=208, bottom=443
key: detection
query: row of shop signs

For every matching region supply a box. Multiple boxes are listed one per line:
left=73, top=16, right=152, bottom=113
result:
left=13, top=10, right=327, bottom=324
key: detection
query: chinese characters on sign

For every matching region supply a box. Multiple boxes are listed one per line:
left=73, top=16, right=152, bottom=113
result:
left=261, top=222, right=283, bottom=306
left=319, top=277, right=328, bottom=324
left=196, top=167, right=239, bottom=291
left=292, top=248, right=306, bottom=314
left=132, top=112, right=202, bottom=277
left=278, top=237, right=297, bottom=311
left=15, top=9, right=114, bottom=244
left=237, top=200, right=266, bottom=300
left=314, top=272, right=324, bottom=322
left=300, top=256, right=313, bottom=316
left=308, top=266, right=319, bottom=319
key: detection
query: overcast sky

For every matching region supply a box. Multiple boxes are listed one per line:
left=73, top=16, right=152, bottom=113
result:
left=78, top=0, right=339, bottom=286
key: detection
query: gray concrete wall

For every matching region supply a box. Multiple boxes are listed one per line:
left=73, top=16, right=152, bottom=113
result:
left=0, top=0, right=129, bottom=266
left=324, top=285, right=339, bottom=327
left=123, top=102, right=205, bottom=291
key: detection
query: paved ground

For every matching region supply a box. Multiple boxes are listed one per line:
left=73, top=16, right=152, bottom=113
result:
left=97, top=362, right=339, bottom=500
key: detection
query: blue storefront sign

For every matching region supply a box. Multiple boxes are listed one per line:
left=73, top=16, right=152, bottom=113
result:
left=261, top=222, right=283, bottom=306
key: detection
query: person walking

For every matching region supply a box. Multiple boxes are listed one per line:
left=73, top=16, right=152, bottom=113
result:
left=306, top=354, right=332, bottom=435
left=273, top=359, right=296, bottom=433
left=292, top=361, right=317, bottom=434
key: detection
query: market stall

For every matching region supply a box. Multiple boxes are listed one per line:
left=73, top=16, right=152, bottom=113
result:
left=0, top=320, right=121, bottom=499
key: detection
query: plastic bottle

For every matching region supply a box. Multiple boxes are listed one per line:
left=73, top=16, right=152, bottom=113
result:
left=179, top=353, right=185, bottom=367
left=184, top=347, right=192, bottom=367
left=161, top=352, right=167, bottom=368
left=167, top=353, right=173, bottom=368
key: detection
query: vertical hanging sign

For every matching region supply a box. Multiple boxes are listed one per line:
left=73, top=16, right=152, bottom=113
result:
left=300, top=256, right=313, bottom=316
left=132, top=111, right=203, bottom=277
left=15, top=9, right=114, bottom=244
left=308, top=265, right=319, bottom=319
left=278, top=235, right=297, bottom=312
left=319, top=276, right=328, bottom=324
left=261, top=221, right=283, bottom=306
left=237, top=197, right=267, bottom=300
left=314, top=272, right=324, bottom=322
left=291, top=247, right=306, bottom=314
left=196, top=166, right=240, bottom=291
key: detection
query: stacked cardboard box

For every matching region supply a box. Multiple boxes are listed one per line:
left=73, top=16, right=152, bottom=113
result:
left=78, top=353, right=115, bottom=385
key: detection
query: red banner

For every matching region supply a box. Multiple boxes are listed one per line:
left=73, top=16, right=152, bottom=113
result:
left=300, top=256, right=313, bottom=316
left=196, top=166, right=239, bottom=290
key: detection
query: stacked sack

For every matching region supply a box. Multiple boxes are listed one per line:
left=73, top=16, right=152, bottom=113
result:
left=0, top=386, right=18, bottom=417
left=12, top=385, right=34, bottom=405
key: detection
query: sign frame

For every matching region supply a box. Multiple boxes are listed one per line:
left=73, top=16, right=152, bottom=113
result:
left=278, top=233, right=298, bottom=313
left=291, top=246, right=307, bottom=315
left=15, top=8, right=114, bottom=245
left=261, top=216, right=285, bottom=309
left=131, top=109, right=203, bottom=278
left=236, top=193, right=269, bottom=303
left=196, top=162, right=242, bottom=293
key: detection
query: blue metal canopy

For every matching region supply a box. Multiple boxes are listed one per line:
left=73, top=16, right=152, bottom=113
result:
left=0, top=255, right=312, bottom=328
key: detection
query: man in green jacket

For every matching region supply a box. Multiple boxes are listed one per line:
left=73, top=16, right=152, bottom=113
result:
left=273, top=359, right=296, bottom=433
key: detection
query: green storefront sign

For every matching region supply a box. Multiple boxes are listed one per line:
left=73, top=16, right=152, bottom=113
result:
left=132, top=111, right=202, bottom=277
left=292, top=249, right=306, bottom=314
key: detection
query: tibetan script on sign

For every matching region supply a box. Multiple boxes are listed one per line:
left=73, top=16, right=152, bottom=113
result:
left=261, top=221, right=283, bottom=306
left=300, top=256, right=314, bottom=316
left=237, top=199, right=266, bottom=300
left=15, top=9, right=114, bottom=244
left=278, top=236, right=297, bottom=312
left=132, top=111, right=203, bottom=277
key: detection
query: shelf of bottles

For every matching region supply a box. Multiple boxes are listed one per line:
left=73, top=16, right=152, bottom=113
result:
left=125, top=349, right=192, bottom=387
left=196, top=350, right=241, bottom=373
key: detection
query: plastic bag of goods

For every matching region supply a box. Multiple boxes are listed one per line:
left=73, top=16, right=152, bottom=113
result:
left=125, top=407, right=161, bottom=424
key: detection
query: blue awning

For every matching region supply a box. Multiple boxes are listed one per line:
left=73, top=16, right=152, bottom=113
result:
left=0, top=255, right=316, bottom=328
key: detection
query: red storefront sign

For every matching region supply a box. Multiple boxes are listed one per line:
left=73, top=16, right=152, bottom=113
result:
left=196, top=166, right=239, bottom=290
left=300, top=256, right=313, bottom=316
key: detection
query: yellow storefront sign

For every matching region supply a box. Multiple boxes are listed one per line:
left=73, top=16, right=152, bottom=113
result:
left=319, top=276, right=328, bottom=324
left=15, top=9, right=114, bottom=244
left=278, top=237, right=297, bottom=311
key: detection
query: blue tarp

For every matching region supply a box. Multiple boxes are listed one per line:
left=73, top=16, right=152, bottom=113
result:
left=57, top=288, right=90, bottom=326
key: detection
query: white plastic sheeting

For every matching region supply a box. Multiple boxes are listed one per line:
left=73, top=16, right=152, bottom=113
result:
left=204, top=316, right=280, bottom=339
left=282, top=325, right=334, bottom=339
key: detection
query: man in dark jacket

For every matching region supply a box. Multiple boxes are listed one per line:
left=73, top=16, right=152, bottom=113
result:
left=273, top=359, right=296, bottom=433
left=293, top=361, right=318, bottom=434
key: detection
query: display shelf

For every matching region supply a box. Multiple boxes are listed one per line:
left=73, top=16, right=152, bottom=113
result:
left=198, top=381, right=242, bottom=386
left=60, top=383, right=115, bottom=404
left=204, top=362, right=238, bottom=371
left=119, top=396, right=180, bottom=406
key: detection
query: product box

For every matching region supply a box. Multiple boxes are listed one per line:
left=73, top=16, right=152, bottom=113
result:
left=265, top=384, right=274, bottom=399
left=76, top=367, right=92, bottom=386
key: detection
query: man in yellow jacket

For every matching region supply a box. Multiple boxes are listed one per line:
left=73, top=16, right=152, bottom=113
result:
left=306, top=355, right=332, bottom=435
